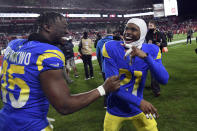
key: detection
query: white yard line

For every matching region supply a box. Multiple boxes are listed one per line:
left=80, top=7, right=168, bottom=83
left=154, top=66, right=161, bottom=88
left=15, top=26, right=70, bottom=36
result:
left=168, top=38, right=196, bottom=45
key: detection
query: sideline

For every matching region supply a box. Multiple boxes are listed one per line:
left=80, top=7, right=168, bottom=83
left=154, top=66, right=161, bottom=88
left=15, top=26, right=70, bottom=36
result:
left=75, top=38, right=196, bottom=64
left=0, top=38, right=196, bottom=72
left=168, top=38, right=196, bottom=45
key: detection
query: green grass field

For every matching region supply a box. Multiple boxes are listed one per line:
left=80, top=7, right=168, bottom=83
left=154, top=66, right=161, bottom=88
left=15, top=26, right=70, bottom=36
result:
left=172, top=32, right=197, bottom=42
left=0, top=39, right=197, bottom=131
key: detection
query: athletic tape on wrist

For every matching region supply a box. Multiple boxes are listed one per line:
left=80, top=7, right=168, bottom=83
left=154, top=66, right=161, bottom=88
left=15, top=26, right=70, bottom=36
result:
left=97, top=85, right=106, bottom=96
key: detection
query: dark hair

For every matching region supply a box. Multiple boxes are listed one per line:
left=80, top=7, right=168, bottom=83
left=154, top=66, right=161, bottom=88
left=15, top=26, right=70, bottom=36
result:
left=36, top=12, right=65, bottom=31
left=96, top=32, right=101, bottom=38
left=113, top=30, right=122, bottom=41
left=83, top=32, right=88, bottom=38
left=149, top=20, right=156, bottom=26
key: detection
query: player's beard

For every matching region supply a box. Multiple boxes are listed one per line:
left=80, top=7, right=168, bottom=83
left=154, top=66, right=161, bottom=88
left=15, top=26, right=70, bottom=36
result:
left=52, top=34, right=62, bottom=46
left=51, top=38, right=60, bottom=46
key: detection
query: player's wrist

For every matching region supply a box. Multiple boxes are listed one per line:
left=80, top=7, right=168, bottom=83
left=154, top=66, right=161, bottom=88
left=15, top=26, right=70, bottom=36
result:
left=142, top=53, right=148, bottom=59
left=97, top=85, right=106, bottom=96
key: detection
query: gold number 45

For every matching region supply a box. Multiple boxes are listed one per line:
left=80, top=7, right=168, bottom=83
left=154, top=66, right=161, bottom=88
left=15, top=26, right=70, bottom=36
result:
left=1, top=60, right=30, bottom=108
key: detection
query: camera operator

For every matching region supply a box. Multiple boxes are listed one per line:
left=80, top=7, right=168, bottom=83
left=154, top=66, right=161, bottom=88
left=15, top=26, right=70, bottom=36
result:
left=145, top=20, right=167, bottom=97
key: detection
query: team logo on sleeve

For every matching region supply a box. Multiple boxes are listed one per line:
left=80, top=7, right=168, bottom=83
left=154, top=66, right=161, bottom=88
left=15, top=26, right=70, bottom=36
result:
left=50, top=63, right=60, bottom=67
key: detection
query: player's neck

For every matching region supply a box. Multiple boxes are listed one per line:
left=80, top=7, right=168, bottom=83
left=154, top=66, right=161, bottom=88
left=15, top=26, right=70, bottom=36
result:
left=28, top=33, right=52, bottom=44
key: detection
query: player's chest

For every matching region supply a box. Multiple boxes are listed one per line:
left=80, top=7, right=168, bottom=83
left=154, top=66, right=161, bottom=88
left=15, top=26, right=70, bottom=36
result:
left=117, top=56, right=148, bottom=72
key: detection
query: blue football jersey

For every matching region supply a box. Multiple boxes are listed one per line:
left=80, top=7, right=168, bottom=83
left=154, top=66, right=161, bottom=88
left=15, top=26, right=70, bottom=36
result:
left=0, top=39, right=65, bottom=131
left=103, top=40, right=168, bottom=117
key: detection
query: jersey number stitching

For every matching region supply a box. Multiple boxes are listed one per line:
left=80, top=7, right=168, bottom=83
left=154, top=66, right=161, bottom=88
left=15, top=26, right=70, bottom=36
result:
left=1, top=60, right=30, bottom=108
left=119, top=69, right=142, bottom=96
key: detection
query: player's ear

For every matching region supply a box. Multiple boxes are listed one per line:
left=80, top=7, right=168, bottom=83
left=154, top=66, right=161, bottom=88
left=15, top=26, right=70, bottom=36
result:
left=43, top=24, right=52, bottom=33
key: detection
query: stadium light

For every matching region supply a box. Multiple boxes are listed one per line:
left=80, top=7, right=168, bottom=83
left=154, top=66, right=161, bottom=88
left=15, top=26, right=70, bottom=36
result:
left=0, top=12, right=154, bottom=18
left=102, top=14, right=108, bottom=17
left=0, top=13, right=40, bottom=18
left=0, top=13, right=101, bottom=18
left=109, top=14, right=116, bottom=18
left=64, top=14, right=101, bottom=18
left=124, top=12, right=154, bottom=17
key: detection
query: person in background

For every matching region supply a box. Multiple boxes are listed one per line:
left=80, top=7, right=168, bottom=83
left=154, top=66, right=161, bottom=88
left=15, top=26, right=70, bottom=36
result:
left=96, top=29, right=122, bottom=107
left=95, top=32, right=103, bottom=71
left=61, top=36, right=79, bottom=79
left=78, top=32, right=94, bottom=80
left=58, top=38, right=73, bottom=84
left=187, top=27, right=193, bottom=45
left=97, top=29, right=113, bottom=81
left=94, top=32, right=102, bottom=48
left=145, top=20, right=167, bottom=97
left=167, top=30, right=173, bottom=42
left=196, top=36, right=197, bottom=44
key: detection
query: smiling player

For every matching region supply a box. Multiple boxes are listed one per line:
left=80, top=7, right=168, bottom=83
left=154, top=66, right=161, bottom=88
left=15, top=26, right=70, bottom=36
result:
left=103, top=18, right=169, bottom=131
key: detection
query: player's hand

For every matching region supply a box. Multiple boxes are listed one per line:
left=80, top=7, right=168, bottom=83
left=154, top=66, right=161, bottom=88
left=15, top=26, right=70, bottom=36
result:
left=130, top=46, right=147, bottom=59
left=140, top=99, right=159, bottom=119
left=103, top=76, right=120, bottom=94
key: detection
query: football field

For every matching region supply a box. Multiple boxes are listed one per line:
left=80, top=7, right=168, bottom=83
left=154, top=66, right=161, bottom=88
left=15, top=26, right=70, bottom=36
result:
left=0, top=39, right=197, bottom=131
left=47, top=40, right=197, bottom=131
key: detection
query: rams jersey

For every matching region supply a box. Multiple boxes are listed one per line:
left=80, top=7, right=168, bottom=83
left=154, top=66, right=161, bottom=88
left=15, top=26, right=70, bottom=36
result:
left=0, top=39, right=65, bottom=131
left=103, top=40, right=168, bottom=117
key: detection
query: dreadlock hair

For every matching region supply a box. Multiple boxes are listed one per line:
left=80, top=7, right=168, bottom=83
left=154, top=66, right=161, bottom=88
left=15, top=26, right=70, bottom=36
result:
left=36, top=12, right=65, bottom=32
left=28, top=12, right=65, bottom=42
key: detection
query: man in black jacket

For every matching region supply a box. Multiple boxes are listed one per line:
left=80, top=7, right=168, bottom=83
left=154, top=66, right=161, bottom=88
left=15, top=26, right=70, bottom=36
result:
left=60, top=37, right=79, bottom=78
left=145, top=20, right=167, bottom=97
left=187, top=27, right=193, bottom=44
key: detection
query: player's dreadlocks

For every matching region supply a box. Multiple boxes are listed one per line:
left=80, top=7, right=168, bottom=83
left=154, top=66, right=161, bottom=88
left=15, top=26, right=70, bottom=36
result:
left=28, top=12, right=65, bottom=42
left=36, top=12, right=65, bottom=31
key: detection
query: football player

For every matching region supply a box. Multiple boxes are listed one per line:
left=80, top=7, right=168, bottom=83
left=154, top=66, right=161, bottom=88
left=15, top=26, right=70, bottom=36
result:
left=0, top=12, right=120, bottom=131
left=103, top=18, right=169, bottom=131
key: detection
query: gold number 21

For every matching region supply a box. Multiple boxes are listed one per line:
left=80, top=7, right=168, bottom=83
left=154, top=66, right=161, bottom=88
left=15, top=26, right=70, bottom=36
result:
left=119, top=69, right=142, bottom=96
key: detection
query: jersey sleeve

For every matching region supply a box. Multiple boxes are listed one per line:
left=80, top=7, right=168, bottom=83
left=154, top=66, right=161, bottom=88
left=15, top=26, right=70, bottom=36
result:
left=145, top=44, right=162, bottom=62
left=36, top=49, right=65, bottom=72
left=102, top=42, right=119, bottom=78
left=144, top=44, right=169, bottom=84
left=114, top=88, right=142, bottom=107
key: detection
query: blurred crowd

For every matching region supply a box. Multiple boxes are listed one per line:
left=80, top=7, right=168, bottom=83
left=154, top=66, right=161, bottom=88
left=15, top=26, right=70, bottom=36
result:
left=1, top=17, right=197, bottom=50
left=0, top=15, right=196, bottom=87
